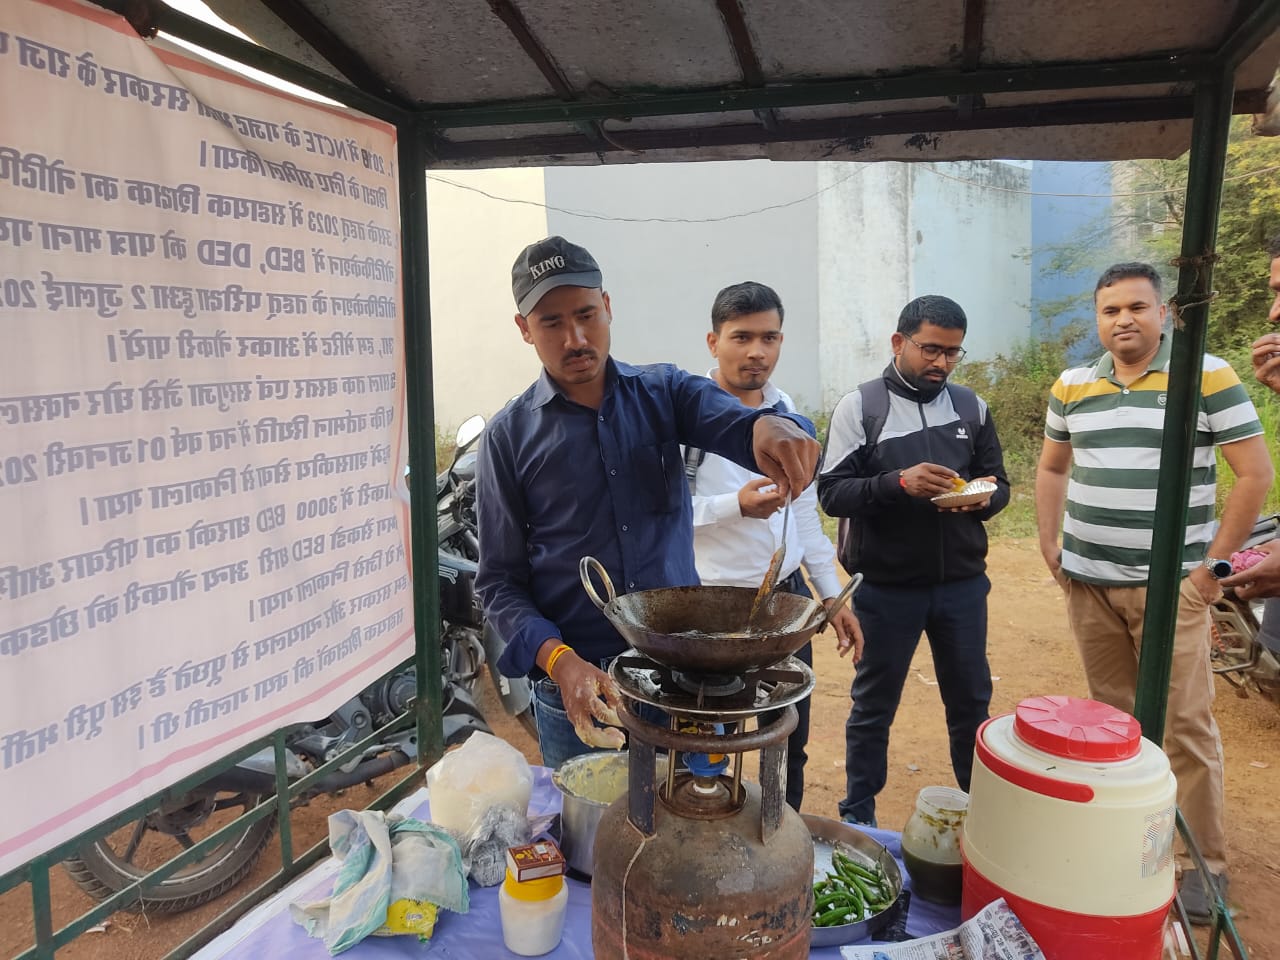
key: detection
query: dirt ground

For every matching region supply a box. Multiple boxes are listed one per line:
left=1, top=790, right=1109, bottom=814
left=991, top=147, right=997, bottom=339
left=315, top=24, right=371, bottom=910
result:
left=4, top=538, right=1278, bottom=959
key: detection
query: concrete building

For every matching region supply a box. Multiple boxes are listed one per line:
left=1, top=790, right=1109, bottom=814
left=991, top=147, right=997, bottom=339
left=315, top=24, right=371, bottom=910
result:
left=1029, top=161, right=1114, bottom=354
left=426, top=159, right=1033, bottom=430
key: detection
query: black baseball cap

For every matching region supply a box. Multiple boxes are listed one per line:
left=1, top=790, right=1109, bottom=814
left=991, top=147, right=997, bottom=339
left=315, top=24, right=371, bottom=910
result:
left=511, top=236, right=603, bottom=316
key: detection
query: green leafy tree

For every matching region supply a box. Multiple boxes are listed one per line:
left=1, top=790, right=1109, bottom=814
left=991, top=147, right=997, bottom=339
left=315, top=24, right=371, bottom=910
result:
left=1040, top=116, right=1280, bottom=356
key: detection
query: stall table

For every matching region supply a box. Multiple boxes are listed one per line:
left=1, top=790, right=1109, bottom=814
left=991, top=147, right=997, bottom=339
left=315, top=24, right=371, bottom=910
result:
left=193, top=768, right=960, bottom=959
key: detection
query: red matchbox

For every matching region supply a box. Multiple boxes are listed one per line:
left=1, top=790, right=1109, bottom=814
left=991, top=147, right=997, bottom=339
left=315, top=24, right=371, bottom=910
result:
left=506, top=840, right=566, bottom=882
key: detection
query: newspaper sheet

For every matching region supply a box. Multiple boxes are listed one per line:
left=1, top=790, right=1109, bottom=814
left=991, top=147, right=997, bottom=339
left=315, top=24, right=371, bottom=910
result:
left=840, top=899, right=1045, bottom=960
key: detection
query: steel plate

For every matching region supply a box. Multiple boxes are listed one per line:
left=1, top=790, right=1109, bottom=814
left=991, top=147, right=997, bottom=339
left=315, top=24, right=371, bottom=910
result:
left=802, top=814, right=904, bottom=948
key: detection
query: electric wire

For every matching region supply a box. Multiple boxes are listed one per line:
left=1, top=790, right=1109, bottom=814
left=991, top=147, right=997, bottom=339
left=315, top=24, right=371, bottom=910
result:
left=424, top=160, right=1280, bottom=224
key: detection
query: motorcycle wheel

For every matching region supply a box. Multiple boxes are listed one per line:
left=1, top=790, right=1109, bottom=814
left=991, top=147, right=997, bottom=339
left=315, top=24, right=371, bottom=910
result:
left=63, top=787, right=275, bottom=914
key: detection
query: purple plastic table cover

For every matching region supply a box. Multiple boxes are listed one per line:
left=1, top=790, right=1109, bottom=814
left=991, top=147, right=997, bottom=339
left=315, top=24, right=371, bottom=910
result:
left=192, top=766, right=960, bottom=959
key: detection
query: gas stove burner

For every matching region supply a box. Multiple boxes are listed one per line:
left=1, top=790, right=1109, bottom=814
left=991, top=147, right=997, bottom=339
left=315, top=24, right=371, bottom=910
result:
left=610, top=651, right=815, bottom=719
left=671, top=670, right=745, bottom=697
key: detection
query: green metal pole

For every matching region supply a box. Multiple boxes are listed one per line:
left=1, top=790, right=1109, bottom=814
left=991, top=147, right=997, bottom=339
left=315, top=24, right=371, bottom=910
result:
left=30, top=859, right=53, bottom=960
left=1133, top=73, right=1234, bottom=739
left=272, top=729, right=294, bottom=871
left=1217, top=0, right=1280, bottom=71
left=397, top=119, right=445, bottom=767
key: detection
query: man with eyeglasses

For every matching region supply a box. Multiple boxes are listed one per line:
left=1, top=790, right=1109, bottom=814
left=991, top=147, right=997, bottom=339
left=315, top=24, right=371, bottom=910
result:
left=818, top=294, right=1009, bottom=827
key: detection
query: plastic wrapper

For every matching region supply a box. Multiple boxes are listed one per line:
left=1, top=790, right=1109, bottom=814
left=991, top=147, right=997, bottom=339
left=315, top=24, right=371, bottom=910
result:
left=1231, top=548, right=1268, bottom=573
left=425, top=732, right=534, bottom=838
left=425, top=734, right=547, bottom=885
left=462, top=803, right=531, bottom=886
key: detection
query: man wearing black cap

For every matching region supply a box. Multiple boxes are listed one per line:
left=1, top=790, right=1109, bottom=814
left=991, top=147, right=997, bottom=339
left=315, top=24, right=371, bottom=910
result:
left=476, top=237, right=821, bottom=767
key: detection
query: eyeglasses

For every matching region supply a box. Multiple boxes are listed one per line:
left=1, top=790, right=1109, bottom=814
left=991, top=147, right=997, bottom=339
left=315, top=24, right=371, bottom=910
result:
left=904, top=334, right=966, bottom=363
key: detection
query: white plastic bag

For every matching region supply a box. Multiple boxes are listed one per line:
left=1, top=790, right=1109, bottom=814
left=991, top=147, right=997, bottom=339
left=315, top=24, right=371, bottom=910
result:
left=425, top=732, right=533, bottom=838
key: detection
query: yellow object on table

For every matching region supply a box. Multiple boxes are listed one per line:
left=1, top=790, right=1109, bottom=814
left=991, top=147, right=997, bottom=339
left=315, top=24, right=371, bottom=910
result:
left=381, top=899, right=439, bottom=940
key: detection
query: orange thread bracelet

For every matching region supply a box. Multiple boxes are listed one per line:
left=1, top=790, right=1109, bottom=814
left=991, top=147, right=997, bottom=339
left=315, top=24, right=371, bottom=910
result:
left=544, top=643, right=572, bottom=678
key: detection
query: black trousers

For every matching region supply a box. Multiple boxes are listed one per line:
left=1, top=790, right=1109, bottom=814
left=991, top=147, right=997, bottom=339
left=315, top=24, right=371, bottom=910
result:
left=837, top=574, right=992, bottom=825
left=759, top=568, right=813, bottom=811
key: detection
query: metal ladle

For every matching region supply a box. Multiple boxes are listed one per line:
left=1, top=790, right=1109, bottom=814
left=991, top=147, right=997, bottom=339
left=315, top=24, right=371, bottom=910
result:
left=748, top=491, right=791, bottom=625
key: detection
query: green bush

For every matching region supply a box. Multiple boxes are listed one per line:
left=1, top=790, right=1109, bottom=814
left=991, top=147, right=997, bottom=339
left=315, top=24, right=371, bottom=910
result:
left=952, top=325, right=1088, bottom=467
left=436, top=426, right=456, bottom=474
left=1214, top=346, right=1280, bottom=515
left=950, top=325, right=1090, bottom=537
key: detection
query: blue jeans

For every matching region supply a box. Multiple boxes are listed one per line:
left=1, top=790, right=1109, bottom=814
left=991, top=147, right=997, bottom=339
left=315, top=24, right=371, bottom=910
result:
left=533, top=669, right=668, bottom=770
left=838, top=574, right=992, bottom=824
left=533, top=677, right=599, bottom=770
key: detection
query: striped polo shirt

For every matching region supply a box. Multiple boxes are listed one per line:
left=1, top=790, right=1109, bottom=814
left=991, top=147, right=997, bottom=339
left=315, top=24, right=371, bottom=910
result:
left=1045, top=334, right=1262, bottom=586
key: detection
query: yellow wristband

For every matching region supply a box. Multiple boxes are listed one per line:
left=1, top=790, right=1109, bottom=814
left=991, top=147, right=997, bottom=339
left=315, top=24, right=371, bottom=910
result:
left=544, top=643, right=572, bottom=679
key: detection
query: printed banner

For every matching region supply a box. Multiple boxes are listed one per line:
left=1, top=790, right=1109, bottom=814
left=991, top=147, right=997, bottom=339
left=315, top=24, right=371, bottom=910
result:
left=0, top=0, right=412, bottom=876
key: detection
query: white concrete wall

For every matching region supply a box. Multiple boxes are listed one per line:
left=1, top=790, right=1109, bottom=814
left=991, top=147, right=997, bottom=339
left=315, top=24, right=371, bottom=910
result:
left=816, top=163, right=913, bottom=412
left=815, top=161, right=1031, bottom=415
left=542, top=160, right=824, bottom=416
left=423, top=160, right=1031, bottom=430
left=425, top=168, right=548, bottom=432
left=908, top=161, right=1032, bottom=362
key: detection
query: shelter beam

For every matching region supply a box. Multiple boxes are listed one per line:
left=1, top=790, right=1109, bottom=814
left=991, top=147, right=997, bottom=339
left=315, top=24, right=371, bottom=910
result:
left=482, top=0, right=611, bottom=152
left=435, top=90, right=1266, bottom=161
left=956, top=0, right=987, bottom=119
left=421, top=53, right=1214, bottom=130
left=85, top=0, right=409, bottom=126
left=255, top=0, right=409, bottom=105
left=1134, top=73, right=1235, bottom=739
left=714, top=0, right=780, bottom=130
left=1217, top=0, right=1280, bottom=71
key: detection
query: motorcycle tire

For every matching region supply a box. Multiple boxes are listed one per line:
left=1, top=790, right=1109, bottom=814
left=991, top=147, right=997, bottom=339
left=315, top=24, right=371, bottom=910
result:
left=62, top=787, right=276, bottom=915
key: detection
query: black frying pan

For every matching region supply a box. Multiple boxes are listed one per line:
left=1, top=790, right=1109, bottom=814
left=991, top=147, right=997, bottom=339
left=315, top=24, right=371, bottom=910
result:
left=580, top=557, right=862, bottom=674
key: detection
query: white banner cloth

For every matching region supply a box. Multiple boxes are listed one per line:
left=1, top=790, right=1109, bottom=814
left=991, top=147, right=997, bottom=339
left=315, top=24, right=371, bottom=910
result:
left=0, top=0, right=412, bottom=876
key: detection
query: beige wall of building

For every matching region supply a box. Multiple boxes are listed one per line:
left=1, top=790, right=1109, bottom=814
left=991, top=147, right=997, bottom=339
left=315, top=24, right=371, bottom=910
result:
left=423, top=161, right=1032, bottom=432
left=426, top=169, right=548, bottom=432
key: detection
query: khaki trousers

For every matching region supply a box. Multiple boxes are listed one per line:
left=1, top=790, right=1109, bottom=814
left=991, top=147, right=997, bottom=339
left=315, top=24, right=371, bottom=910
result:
left=1063, top=577, right=1227, bottom=874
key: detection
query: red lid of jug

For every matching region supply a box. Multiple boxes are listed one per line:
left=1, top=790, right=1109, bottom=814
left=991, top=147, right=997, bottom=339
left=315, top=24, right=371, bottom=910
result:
left=1013, top=696, right=1141, bottom=762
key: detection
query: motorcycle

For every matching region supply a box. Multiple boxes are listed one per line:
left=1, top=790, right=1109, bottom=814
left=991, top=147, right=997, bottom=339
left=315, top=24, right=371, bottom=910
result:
left=436, top=415, right=536, bottom=738
left=61, top=417, right=527, bottom=913
left=1210, top=514, right=1280, bottom=710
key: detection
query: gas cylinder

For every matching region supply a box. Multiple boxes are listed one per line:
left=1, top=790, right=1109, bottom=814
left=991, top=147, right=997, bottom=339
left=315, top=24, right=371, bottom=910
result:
left=591, top=772, right=813, bottom=959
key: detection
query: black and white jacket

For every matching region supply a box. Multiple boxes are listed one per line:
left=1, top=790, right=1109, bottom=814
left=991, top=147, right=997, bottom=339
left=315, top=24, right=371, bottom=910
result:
left=818, top=363, right=1010, bottom=587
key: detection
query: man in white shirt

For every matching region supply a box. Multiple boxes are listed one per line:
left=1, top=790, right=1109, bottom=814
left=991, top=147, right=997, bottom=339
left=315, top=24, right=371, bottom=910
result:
left=688, top=280, right=863, bottom=810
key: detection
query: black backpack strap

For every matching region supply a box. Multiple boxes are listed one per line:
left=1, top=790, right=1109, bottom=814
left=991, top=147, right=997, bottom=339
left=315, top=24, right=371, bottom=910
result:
left=858, top=378, right=891, bottom=450
left=684, top=445, right=708, bottom=496
left=836, top=380, right=890, bottom=576
left=944, top=384, right=982, bottom=455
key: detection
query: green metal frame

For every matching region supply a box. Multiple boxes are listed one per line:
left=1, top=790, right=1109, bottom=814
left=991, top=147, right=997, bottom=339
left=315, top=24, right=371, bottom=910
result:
left=1135, top=67, right=1243, bottom=957
left=6, top=0, right=1277, bottom=956
left=416, top=54, right=1218, bottom=130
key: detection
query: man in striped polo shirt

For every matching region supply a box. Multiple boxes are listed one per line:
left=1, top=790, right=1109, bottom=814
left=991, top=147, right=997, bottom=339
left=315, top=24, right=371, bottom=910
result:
left=1035, top=261, right=1273, bottom=923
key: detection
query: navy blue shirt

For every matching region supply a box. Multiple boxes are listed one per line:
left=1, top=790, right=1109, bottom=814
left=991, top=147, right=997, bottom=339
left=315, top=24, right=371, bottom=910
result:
left=477, top=359, right=810, bottom=676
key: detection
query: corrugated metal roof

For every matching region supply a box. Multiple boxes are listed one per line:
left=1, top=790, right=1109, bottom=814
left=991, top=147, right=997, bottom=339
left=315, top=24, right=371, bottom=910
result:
left=202, top=0, right=1280, bottom=166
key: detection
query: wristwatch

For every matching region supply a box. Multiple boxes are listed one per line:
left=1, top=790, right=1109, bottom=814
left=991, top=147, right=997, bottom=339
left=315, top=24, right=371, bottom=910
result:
left=1204, top=557, right=1233, bottom=579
